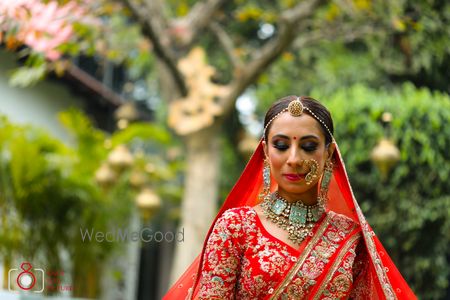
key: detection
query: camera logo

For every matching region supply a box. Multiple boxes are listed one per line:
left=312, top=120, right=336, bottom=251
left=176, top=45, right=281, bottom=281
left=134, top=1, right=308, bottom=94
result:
left=8, top=262, right=45, bottom=293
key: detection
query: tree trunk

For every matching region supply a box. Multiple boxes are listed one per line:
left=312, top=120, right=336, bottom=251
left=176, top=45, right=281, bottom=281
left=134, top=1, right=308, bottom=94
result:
left=170, top=125, right=221, bottom=283
left=157, top=59, right=222, bottom=284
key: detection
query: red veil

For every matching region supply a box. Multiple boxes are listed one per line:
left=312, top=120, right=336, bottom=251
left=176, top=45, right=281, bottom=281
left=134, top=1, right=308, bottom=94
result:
left=163, top=141, right=417, bottom=299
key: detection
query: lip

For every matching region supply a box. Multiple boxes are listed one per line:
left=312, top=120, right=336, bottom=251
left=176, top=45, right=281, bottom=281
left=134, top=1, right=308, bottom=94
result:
left=283, top=173, right=305, bottom=181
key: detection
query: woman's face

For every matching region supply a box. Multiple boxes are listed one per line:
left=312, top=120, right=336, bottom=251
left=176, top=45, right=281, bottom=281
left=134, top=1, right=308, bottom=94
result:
left=263, top=112, right=335, bottom=204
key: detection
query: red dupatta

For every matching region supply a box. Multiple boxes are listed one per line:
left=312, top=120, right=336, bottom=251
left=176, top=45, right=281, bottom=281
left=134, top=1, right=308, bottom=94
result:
left=163, top=140, right=417, bottom=300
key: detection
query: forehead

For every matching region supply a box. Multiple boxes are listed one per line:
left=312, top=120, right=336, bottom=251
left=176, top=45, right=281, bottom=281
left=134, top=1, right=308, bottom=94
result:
left=268, top=112, right=324, bottom=139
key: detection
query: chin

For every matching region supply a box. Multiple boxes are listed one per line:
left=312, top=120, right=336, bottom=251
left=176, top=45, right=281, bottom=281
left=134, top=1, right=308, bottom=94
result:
left=278, top=181, right=317, bottom=195
left=278, top=185, right=309, bottom=195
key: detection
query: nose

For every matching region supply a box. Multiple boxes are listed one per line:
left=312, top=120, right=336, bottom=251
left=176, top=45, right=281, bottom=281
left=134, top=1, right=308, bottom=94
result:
left=286, top=146, right=302, bottom=167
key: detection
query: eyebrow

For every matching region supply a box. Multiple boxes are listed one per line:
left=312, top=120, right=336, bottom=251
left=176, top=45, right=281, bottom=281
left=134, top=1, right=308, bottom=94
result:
left=271, top=134, right=320, bottom=140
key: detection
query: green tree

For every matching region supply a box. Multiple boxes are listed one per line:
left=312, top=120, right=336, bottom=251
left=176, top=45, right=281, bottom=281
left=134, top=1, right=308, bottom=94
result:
left=0, top=110, right=181, bottom=297
left=316, top=83, right=450, bottom=299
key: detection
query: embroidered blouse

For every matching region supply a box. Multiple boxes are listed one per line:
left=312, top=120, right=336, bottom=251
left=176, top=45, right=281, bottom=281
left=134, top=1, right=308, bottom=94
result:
left=197, top=206, right=371, bottom=299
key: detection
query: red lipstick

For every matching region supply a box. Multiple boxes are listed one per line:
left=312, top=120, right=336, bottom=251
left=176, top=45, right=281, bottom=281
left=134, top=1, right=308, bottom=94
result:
left=283, top=173, right=305, bottom=181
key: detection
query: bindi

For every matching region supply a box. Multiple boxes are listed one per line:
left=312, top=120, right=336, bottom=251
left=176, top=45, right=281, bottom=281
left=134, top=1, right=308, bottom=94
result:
left=293, top=136, right=297, bottom=140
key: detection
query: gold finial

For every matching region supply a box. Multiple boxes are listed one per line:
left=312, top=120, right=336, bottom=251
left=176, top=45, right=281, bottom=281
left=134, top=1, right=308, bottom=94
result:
left=288, top=97, right=303, bottom=117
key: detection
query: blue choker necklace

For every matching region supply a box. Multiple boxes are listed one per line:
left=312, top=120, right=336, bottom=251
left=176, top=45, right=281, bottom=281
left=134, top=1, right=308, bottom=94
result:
left=262, top=192, right=325, bottom=244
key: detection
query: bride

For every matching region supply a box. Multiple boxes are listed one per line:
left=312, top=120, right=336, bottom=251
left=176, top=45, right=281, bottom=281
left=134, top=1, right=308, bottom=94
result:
left=164, top=96, right=416, bottom=299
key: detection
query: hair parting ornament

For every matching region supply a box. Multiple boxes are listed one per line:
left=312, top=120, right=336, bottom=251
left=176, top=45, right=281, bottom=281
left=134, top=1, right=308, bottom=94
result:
left=263, top=96, right=334, bottom=143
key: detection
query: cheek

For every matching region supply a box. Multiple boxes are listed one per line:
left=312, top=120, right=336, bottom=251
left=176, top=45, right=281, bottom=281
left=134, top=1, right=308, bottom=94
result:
left=315, top=152, right=328, bottom=170
left=268, top=152, right=285, bottom=170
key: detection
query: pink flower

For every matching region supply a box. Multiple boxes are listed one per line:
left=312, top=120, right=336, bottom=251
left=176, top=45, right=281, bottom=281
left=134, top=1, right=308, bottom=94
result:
left=0, top=0, right=97, bottom=60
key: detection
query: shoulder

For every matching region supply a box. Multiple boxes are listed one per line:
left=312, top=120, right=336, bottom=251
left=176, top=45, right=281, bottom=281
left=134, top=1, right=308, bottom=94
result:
left=218, top=206, right=256, bottom=222
left=327, top=211, right=360, bottom=234
left=213, top=206, right=256, bottom=229
left=209, top=207, right=256, bottom=250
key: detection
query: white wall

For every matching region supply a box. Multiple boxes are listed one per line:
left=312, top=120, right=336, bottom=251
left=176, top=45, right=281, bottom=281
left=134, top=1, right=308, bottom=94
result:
left=0, top=50, right=84, bottom=143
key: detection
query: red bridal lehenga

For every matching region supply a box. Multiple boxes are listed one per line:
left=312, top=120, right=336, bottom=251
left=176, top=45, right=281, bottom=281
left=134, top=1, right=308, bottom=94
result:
left=163, top=141, right=417, bottom=300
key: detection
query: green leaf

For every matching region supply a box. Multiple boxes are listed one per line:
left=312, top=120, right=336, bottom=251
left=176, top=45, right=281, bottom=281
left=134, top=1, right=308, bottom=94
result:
left=8, top=64, right=47, bottom=87
left=111, top=122, right=171, bottom=146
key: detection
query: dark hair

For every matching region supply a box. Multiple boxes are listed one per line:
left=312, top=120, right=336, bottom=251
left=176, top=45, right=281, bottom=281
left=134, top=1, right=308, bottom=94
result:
left=263, top=95, right=334, bottom=145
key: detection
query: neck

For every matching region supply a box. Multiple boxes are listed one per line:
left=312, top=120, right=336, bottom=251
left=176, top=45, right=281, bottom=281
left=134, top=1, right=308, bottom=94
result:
left=277, top=186, right=319, bottom=206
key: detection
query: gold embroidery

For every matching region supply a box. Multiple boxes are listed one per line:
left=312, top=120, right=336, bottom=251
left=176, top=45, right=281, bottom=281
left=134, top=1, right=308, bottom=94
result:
left=335, top=144, right=397, bottom=300
left=270, top=214, right=332, bottom=299
left=330, top=274, right=352, bottom=298
left=313, top=233, right=361, bottom=299
left=286, top=278, right=305, bottom=298
left=197, top=206, right=370, bottom=300
left=356, top=206, right=397, bottom=300
left=198, top=207, right=310, bottom=299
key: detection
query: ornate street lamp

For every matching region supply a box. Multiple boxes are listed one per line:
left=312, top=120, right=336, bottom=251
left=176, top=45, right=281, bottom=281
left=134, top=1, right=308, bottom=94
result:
left=135, top=188, right=161, bottom=221
left=108, top=144, right=134, bottom=170
left=130, top=170, right=147, bottom=189
left=114, top=102, right=139, bottom=129
left=135, top=187, right=162, bottom=300
left=95, top=163, right=117, bottom=187
left=370, top=112, right=400, bottom=180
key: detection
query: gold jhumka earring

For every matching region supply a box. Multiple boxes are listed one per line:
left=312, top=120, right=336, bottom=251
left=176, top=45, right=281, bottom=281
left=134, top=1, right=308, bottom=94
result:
left=318, top=159, right=333, bottom=207
left=260, top=158, right=271, bottom=200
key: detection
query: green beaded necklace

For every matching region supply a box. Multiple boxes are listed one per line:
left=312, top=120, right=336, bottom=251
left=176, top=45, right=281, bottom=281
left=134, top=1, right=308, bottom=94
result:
left=261, top=192, right=325, bottom=245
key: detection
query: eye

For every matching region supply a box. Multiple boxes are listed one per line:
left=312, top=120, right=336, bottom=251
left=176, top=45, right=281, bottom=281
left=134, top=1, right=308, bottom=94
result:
left=301, top=142, right=318, bottom=152
left=273, top=141, right=289, bottom=151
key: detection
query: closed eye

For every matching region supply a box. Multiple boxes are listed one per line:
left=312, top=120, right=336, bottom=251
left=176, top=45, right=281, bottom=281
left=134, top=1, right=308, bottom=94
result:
left=302, top=142, right=318, bottom=152
left=272, top=141, right=289, bottom=151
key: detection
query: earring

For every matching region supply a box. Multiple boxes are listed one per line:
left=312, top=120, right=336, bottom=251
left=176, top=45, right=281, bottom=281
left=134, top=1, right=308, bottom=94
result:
left=261, top=158, right=271, bottom=199
left=304, top=159, right=319, bottom=185
left=319, top=159, right=333, bottom=206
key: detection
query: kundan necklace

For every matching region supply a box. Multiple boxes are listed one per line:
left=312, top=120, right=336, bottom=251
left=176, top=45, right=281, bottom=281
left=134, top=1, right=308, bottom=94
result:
left=261, top=192, right=325, bottom=245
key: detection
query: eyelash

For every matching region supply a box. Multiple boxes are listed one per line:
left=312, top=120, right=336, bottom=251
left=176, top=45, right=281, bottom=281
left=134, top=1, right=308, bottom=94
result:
left=303, top=145, right=318, bottom=152
left=273, top=143, right=288, bottom=151
left=273, top=143, right=318, bottom=152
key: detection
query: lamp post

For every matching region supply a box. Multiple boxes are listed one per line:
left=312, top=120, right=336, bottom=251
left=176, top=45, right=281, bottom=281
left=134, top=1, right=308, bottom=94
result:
left=370, top=112, right=400, bottom=180
left=94, top=144, right=136, bottom=299
left=136, top=187, right=161, bottom=300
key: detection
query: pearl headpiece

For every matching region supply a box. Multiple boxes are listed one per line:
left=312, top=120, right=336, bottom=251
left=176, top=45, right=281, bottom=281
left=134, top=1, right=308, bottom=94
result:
left=263, top=97, right=334, bottom=142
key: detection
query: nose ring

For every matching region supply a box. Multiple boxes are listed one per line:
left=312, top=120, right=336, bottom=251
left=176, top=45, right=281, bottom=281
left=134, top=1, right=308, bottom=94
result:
left=303, top=159, right=319, bottom=185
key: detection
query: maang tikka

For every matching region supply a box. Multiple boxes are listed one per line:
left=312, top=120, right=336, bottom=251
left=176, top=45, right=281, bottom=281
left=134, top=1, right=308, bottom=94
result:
left=263, top=97, right=334, bottom=144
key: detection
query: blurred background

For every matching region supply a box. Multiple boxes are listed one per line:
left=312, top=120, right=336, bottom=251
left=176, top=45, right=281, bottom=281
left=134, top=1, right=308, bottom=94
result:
left=0, top=0, right=449, bottom=299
